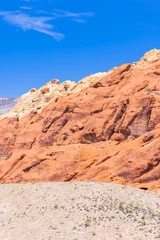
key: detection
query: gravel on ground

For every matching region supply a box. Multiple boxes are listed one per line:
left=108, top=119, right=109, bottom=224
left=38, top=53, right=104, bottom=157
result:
left=0, top=182, right=160, bottom=240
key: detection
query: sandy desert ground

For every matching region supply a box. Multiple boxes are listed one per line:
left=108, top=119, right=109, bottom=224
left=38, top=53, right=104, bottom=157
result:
left=0, top=182, right=160, bottom=240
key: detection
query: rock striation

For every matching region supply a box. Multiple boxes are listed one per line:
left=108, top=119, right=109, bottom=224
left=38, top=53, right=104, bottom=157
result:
left=0, top=49, right=160, bottom=191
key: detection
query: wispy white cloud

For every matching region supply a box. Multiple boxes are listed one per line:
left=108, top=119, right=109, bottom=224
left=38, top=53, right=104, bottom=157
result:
left=22, top=0, right=33, bottom=2
left=0, top=11, right=64, bottom=40
left=72, top=18, right=86, bottom=23
left=20, top=6, right=32, bottom=10
left=0, top=6, right=94, bottom=40
left=56, top=10, right=94, bottom=18
left=51, top=10, right=94, bottom=22
left=22, top=0, right=39, bottom=2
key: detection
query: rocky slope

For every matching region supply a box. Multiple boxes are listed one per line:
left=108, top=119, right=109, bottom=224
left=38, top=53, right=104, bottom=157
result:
left=0, top=49, right=160, bottom=191
left=0, top=98, right=18, bottom=115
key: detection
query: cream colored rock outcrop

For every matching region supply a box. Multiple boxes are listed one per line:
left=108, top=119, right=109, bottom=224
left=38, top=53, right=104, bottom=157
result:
left=1, top=73, right=109, bottom=119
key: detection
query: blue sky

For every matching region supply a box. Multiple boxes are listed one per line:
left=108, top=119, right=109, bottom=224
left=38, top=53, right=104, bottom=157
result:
left=0, top=0, right=160, bottom=97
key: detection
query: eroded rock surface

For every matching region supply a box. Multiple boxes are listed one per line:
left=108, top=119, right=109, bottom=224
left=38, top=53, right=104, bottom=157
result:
left=0, top=49, right=160, bottom=191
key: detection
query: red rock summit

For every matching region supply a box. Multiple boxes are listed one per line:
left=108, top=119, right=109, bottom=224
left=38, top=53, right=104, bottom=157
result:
left=0, top=49, right=160, bottom=191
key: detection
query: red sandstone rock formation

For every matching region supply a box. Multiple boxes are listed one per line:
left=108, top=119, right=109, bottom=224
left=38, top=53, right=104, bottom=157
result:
left=0, top=49, right=160, bottom=191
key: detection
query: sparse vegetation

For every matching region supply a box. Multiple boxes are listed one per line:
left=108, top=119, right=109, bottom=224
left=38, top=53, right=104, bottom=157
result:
left=141, top=216, right=147, bottom=225
left=117, top=234, right=123, bottom=238
left=0, top=182, right=159, bottom=239
left=84, top=216, right=91, bottom=227
left=54, top=204, right=58, bottom=209
left=119, top=202, right=125, bottom=212
left=92, top=231, right=96, bottom=236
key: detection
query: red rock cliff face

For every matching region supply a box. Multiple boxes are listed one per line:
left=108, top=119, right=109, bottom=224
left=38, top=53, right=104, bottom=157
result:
left=0, top=49, right=160, bottom=191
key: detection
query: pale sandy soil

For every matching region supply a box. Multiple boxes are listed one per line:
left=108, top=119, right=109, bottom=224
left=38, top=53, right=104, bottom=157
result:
left=0, top=182, right=160, bottom=240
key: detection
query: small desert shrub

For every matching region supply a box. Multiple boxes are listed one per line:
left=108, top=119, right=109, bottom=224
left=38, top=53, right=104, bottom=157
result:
left=119, top=202, right=125, bottom=212
left=92, top=231, right=96, bottom=236
left=85, top=216, right=91, bottom=227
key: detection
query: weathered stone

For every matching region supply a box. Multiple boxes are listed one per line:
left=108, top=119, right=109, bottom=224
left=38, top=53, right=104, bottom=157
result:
left=0, top=49, right=160, bottom=191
